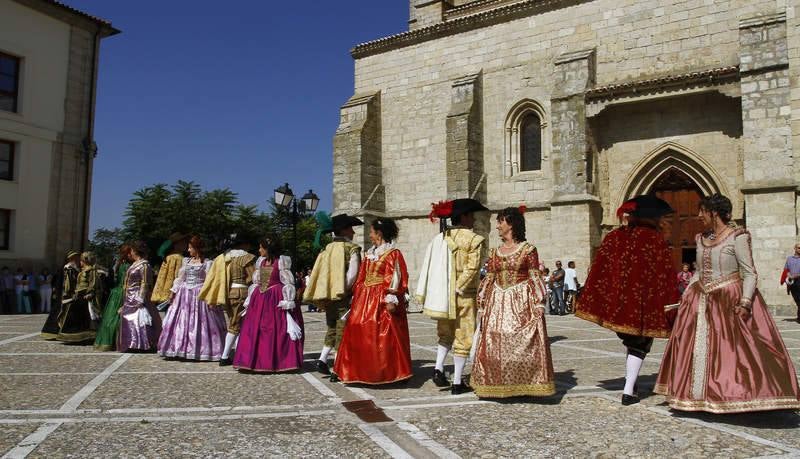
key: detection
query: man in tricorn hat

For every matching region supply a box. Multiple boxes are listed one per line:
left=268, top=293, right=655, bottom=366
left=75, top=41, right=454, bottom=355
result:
left=151, top=232, right=190, bottom=309
left=199, top=233, right=256, bottom=366
left=576, top=194, right=679, bottom=405
left=416, top=198, right=488, bottom=394
left=41, top=250, right=81, bottom=339
left=303, top=213, right=363, bottom=378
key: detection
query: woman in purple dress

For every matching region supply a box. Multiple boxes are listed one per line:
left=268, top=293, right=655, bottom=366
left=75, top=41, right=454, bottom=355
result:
left=118, top=241, right=162, bottom=352
left=158, top=236, right=227, bottom=361
left=233, top=237, right=304, bottom=372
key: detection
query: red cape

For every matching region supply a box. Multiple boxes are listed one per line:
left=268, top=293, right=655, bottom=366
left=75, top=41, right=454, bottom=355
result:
left=576, top=226, right=680, bottom=338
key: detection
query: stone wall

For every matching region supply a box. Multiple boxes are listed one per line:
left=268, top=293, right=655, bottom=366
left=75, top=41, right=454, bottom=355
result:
left=339, top=0, right=799, bottom=313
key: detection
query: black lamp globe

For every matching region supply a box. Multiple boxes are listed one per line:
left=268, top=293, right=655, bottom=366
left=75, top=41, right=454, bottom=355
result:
left=274, top=183, right=294, bottom=208
left=301, top=190, right=320, bottom=213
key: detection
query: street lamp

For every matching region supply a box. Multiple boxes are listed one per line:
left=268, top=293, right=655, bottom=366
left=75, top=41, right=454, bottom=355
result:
left=273, top=183, right=320, bottom=263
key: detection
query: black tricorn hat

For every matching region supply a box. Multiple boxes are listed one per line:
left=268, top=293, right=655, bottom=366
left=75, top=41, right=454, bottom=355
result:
left=331, top=214, right=364, bottom=233
left=450, top=198, right=489, bottom=219
left=227, top=232, right=255, bottom=249
left=628, top=195, right=675, bottom=219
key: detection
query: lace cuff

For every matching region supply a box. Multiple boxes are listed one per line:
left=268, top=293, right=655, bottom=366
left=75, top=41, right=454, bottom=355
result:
left=384, top=294, right=399, bottom=305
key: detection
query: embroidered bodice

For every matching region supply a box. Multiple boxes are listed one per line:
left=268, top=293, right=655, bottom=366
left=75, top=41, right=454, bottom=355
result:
left=175, top=258, right=212, bottom=290
left=693, top=227, right=757, bottom=301
left=258, top=258, right=278, bottom=293
left=124, top=259, right=153, bottom=307
left=485, top=242, right=541, bottom=289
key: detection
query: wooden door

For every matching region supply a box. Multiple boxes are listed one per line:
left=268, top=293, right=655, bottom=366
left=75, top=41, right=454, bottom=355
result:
left=651, top=168, right=705, bottom=271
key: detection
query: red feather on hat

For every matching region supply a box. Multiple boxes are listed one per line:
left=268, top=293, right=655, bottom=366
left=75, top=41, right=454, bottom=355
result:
left=616, top=200, right=637, bottom=220
left=518, top=205, right=527, bottom=214
left=429, top=200, right=454, bottom=222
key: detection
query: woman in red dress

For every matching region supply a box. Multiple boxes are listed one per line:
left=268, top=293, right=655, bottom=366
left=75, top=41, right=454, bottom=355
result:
left=332, top=217, right=412, bottom=385
left=575, top=195, right=680, bottom=405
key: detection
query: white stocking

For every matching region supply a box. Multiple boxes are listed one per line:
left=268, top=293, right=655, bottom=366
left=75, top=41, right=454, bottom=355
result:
left=624, top=354, right=644, bottom=396
left=453, top=356, right=467, bottom=385
left=318, top=346, right=332, bottom=363
left=222, top=332, right=237, bottom=359
left=435, top=344, right=450, bottom=372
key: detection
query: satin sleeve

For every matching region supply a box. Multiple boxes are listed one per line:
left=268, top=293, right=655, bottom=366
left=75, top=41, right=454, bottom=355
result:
left=346, top=252, right=361, bottom=292
left=137, top=263, right=154, bottom=306
left=170, top=258, right=189, bottom=293
left=526, top=246, right=547, bottom=305
left=383, top=250, right=409, bottom=305
left=734, top=232, right=758, bottom=306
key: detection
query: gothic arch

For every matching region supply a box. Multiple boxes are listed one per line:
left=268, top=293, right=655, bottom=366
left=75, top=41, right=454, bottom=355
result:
left=619, top=142, right=729, bottom=206
left=503, top=99, right=548, bottom=177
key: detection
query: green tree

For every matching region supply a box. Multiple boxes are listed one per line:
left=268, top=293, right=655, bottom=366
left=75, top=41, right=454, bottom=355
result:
left=88, top=227, right=124, bottom=268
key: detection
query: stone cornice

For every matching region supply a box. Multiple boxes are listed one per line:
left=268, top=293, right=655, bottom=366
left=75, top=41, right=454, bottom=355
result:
left=585, top=66, right=740, bottom=101
left=739, top=11, right=786, bottom=29
left=351, top=0, right=587, bottom=59
left=13, top=0, right=120, bottom=36
left=740, top=179, right=799, bottom=194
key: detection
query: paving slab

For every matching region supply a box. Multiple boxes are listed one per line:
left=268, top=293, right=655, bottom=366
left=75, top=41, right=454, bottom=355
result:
left=79, top=373, right=331, bottom=410
left=0, top=424, right=39, bottom=455
left=29, top=417, right=389, bottom=458
left=0, top=374, right=96, bottom=410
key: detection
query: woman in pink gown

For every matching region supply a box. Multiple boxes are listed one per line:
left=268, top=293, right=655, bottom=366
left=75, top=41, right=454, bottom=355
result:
left=233, top=237, right=304, bottom=372
left=655, top=194, right=800, bottom=413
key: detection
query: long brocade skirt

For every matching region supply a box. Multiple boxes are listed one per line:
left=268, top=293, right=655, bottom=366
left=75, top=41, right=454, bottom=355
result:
left=471, top=281, right=556, bottom=398
left=94, top=286, right=124, bottom=351
left=117, top=303, right=162, bottom=352
left=157, top=286, right=226, bottom=361
left=655, top=281, right=800, bottom=413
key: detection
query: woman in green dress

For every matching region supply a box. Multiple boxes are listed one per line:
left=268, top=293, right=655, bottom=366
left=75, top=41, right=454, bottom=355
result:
left=94, top=244, right=131, bottom=351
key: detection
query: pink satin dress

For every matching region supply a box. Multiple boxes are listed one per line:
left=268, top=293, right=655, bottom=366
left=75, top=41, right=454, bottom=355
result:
left=655, top=227, right=800, bottom=413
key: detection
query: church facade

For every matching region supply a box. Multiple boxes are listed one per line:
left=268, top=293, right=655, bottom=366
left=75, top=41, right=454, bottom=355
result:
left=333, top=0, right=800, bottom=313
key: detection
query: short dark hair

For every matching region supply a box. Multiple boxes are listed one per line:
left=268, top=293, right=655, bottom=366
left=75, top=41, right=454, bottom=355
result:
left=497, top=207, right=526, bottom=242
left=371, top=218, right=399, bottom=242
left=699, top=193, right=733, bottom=223
left=543, top=267, right=550, bottom=274
left=568, top=261, right=575, bottom=268
left=130, top=240, right=149, bottom=259
left=259, top=236, right=282, bottom=262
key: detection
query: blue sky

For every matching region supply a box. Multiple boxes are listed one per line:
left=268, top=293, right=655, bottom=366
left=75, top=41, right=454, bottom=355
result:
left=64, top=1, right=408, bottom=233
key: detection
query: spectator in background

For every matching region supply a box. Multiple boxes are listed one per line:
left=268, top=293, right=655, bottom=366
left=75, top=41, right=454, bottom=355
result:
left=550, top=261, right=566, bottom=315
left=676, top=263, right=692, bottom=296
left=26, top=268, right=38, bottom=313
left=542, top=267, right=552, bottom=313
left=564, top=261, right=579, bottom=314
left=14, top=267, right=31, bottom=314
left=38, top=268, right=53, bottom=314
left=0, top=266, right=13, bottom=314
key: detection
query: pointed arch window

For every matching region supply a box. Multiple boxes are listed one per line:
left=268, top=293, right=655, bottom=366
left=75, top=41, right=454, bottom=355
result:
left=520, top=113, right=542, bottom=171
left=504, top=100, right=548, bottom=177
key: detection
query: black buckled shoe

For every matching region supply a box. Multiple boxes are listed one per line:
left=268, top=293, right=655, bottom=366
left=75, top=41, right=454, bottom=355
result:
left=432, top=369, right=450, bottom=387
left=218, top=357, right=233, bottom=367
left=316, top=360, right=331, bottom=375
left=451, top=382, right=472, bottom=395
left=621, top=394, right=640, bottom=406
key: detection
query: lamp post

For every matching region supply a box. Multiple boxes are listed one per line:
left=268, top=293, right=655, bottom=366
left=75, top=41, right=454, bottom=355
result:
left=273, top=183, right=320, bottom=263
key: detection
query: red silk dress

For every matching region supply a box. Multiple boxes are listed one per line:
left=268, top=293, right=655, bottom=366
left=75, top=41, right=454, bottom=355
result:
left=333, top=246, right=413, bottom=384
left=576, top=225, right=679, bottom=338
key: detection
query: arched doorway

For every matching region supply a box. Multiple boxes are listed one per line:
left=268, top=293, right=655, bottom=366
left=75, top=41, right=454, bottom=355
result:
left=650, top=168, right=706, bottom=270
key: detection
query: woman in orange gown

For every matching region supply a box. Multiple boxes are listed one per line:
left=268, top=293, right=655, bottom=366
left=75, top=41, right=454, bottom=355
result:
left=333, top=217, right=412, bottom=384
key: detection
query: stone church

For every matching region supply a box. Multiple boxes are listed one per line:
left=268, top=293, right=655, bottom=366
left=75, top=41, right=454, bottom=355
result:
left=332, top=0, right=800, bottom=313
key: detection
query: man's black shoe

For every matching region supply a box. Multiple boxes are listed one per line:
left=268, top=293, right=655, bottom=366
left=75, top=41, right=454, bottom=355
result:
left=316, top=360, right=331, bottom=375
left=621, top=394, right=640, bottom=406
left=218, top=357, right=233, bottom=367
left=432, top=369, right=450, bottom=387
left=329, top=373, right=340, bottom=383
left=451, top=383, right=472, bottom=395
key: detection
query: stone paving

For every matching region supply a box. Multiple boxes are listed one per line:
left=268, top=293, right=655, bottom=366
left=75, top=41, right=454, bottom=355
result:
left=0, top=312, right=799, bottom=458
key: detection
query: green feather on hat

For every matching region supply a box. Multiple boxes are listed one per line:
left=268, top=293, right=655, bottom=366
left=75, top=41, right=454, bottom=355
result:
left=313, top=211, right=333, bottom=250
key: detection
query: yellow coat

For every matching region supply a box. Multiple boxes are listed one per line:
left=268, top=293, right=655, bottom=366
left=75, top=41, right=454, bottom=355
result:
left=303, top=240, right=361, bottom=309
left=151, top=253, right=183, bottom=303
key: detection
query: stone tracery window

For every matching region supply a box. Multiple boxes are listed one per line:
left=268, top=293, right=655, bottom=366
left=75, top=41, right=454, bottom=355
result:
left=504, top=100, right=547, bottom=177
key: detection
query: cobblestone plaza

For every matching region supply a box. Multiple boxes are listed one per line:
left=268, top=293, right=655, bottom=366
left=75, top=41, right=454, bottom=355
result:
left=0, top=312, right=798, bottom=457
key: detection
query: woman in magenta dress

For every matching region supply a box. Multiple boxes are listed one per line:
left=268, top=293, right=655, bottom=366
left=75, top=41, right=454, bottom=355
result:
left=333, top=217, right=412, bottom=385
left=157, top=236, right=227, bottom=361
left=655, top=194, right=800, bottom=413
left=118, top=241, right=162, bottom=352
left=233, top=237, right=304, bottom=372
